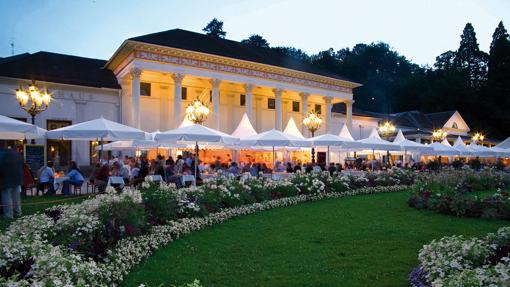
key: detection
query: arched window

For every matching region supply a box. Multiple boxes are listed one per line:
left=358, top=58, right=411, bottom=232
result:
left=452, top=122, right=458, bottom=129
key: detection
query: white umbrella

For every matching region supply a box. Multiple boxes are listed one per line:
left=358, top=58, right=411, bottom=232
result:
left=95, top=140, right=176, bottom=151
left=155, top=124, right=240, bottom=185
left=427, top=139, right=459, bottom=156
left=452, top=136, right=475, bottom=157
left=239, top=129, right=310, bottom=169
left=357, top=128, right=400, bottom=153
left=393, top=129, right=433, bottom=164
left=308, top=133, right=360, bottom=165
left=468, top=143, right=496, bottom=158
left=46, top=117, right=146, bottom=159
left=0, top=114, right=46, bottom=140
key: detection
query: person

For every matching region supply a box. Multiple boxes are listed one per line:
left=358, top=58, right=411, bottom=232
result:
left=62, top=161, right=84, bottom=196
left=328, top=162, right=337, bottom=176
left=92, top=163, right=109, bottom=193
left=165, top=156, right=174, bottom=166
left=286, top=162, right=293, bottom=173
left=175, top=155, right=184, bottom=174
left=293, top=162, right=302, bottom=173
left=227, top=162, right=239, bottom=175
left=0, top=148, right=23, bottom=218
left=38, top=161, right=55, bottom=195
left=249, top=163, right=259, bottom=177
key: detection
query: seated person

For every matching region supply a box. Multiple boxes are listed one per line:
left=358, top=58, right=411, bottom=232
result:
left=62, top=161, right=84, bottom=195
left=328, top=162, right=337, bottom=176
left=22, top=163, right=35, bottom=196
left=38, top=161, right=55, bottom=195
left=92, top=163, right=110, bottom=193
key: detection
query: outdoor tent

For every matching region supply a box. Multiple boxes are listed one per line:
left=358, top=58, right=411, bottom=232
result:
left=427, top=139, right=459, bottom=156
left=452, top=136, right=475, bottom=157
left=283, top=117, right=305, bottom=138
left=357, top=128, right=400, bottom=152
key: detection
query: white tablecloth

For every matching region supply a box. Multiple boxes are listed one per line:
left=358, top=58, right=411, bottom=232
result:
left=53, top=176, right=69, bottom=191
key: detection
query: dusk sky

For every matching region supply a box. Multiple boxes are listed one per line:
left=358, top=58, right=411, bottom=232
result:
left=0, top=0, right=508, bottom=66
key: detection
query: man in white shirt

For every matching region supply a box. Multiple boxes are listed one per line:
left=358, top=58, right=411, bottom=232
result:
left=38, top=161, right=55, bottom=195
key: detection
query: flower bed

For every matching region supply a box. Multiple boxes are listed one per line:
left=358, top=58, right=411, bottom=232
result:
left=409, top=227, right=510, bottom=286
left=408, top=168, right=510, bottom=219
left=0, top=170, right=414, bottom=286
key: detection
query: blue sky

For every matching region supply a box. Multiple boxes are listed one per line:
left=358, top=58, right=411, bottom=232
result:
left=0, top=0, right=508, bottom=66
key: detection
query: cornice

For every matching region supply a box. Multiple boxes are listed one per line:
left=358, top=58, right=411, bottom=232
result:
left=107, top=40, right=361, bottom=93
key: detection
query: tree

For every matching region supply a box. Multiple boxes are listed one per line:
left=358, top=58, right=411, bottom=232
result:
left=488, top=21, right=510, bottom=85
left=241, top=34, right=270, bottom=48
left=455, top=23, right=488, bottom=88
left=271, top=46, right=310, bottom=62
left=203, top=18, right=226, bottom=38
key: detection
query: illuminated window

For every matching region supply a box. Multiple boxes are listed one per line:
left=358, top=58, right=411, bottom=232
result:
left=452, top=122, right=458, bottom=129
left=292, top=101, right=300, bottom=112
left=140, top=82, right=151, bottom=96
left=268, top=98, right=276, bottom=109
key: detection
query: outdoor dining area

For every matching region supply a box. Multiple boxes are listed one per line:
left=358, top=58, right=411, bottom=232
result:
left=2, top=97, right=510, bottom=197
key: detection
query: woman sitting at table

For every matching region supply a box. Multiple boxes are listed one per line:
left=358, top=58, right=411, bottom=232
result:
left=62, top=161, right=84, bottom=196
left=38, top=161, right=55, bottom=196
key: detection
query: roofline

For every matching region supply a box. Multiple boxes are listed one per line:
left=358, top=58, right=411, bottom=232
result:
left=106, top=39, right=362, bottom=89
left=0, top=76, right=121, bottom=92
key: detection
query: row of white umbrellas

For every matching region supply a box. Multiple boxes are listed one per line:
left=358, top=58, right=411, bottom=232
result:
left=2, top=113, right=510, bottom=159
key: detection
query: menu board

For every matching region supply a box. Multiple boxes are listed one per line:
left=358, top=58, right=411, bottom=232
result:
left=24, top=144, right=46, bottom=175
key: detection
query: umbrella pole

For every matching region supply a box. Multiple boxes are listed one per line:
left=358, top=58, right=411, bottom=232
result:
left=272, top=146, right=275, bottom=173
left=194, top=141, right=198, bottom=187
left=327, top=145, right=330, bottom=165
left=100, top=137, right=104, bottom=163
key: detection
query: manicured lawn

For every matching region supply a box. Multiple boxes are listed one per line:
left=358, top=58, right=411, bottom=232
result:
left=122, top=191, right=508, bottom=287
left=0, top=195, right=91, bottom=231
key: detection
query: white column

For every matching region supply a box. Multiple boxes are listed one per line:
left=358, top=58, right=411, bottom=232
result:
left=130, top=67, right=142, bottom=129
left=172, top=73, right=184, bottom=128
left=346, top=100, right=353, bottom=133
left=324, top=96, right=332, bottom=134
left=300, top=92, right=309, bottom=134
left=244, top=83, right=254, bottom=123
left=160, top=85, right=169, bottom=131
left=211, top=79, right=221, bottom=130
left=273, top=88, right=283, bottom=130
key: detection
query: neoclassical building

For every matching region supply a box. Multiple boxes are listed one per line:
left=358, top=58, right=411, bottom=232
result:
left=0, top=28, right=477, bottom=167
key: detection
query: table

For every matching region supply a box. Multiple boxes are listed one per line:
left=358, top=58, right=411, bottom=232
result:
left=53, top=176, right=69, bottom=191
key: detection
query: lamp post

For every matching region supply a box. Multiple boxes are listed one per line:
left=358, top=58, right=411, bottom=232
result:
left=15, top=81, right=51, bottom=143
left=185, top=99, right=210, bottom=185
left=378, top=121, right=396, bottom=164
left=303, top=110, right=322, bottom=164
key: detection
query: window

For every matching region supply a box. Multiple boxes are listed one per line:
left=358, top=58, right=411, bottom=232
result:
left=181, top=87, right=187, bottom=100
left=452, top=122, right=458, bottom=129
left=140, top=82, right=151, bottom=96
left=47, top=120, right=72, bottom=170
left=240, top=94, right=246, bottom=106
left=267, top=98, right=276, bottom=109
left=292, top=101, right=300, bottom=112
left=209, top=90, right=212, bottom=103
left=315, top=104, right=322, bottom=114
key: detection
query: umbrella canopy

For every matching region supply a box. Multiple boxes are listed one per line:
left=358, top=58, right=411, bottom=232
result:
left=154, top=124, right=239, bottom=145
left=468, top=143, right=496, bottom=157
left=427, top=139, right=459, bottom=156
left=283, top=117, right=305, bottom=138
left=239, top=129, right=310, bottom=147
left=490, top=146, right=510, bottom=158
left=496, top=137, right=510, bottom=149
left=96, top=140, right=163, bottom=151
left=393, top=129, right=433, bottom=152
left=46, top=117, right=146, bottom=141
left=0, top=114, right=46, bottom=140
left=308, top=133, right=357, bottom=147
left=452, top=136, right=475, bottom=156
left=357, top=128, right=400, bottom=151
left=231, top=113, right=257, bottom=138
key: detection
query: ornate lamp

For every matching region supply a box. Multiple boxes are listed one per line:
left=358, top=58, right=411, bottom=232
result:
left=186, top=99, right=210, bottom=125
left=471, top=132, right=485, bottom=145
left=432, top=129, right=448, bottom=142
left=303, top=110, right=322, bottom=163
left=15, top=81, right=51, bottom=143
left=378, top=121, right=396, bottom=164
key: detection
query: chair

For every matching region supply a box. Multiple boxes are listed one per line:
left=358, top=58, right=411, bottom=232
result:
left=181, top=175, right=196, bottom=186
left=86, top=180, right=96, bottom=194
left=72, top=184, right=82, bottom=195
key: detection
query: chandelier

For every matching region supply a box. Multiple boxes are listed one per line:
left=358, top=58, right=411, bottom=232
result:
left=15, top=81, right=52, bottom=123
left=186, top=99, right=210, bottom=125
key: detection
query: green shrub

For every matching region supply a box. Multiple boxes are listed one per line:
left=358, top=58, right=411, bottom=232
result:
left=141, top=187, right=179, bottom=225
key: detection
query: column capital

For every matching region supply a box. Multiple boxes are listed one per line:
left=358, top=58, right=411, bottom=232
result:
left=244, top=83, right=255, bottom=93
left=171, top=73, right=185, bottom=83
left=345, top=99, right=354, bottom=106
left=273, top=88, right=283, bottom=98
left=323, top=96, right=332, bottom=104
left=210, top=78, right=222, bottom=88
left=299, top=92, right=310, bottom=97
left=130, top=67, right=142, bottom=79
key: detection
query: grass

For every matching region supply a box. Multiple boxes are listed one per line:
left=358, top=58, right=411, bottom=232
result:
left=122, top=191, right=508, bottom=287
left=0, top=195, right=91, bottom=231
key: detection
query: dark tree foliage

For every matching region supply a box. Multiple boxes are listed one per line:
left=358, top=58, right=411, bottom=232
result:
left=241, top=34, right=270, bottom=48
left=203, top=18, right=226, bottom=38
left=454, top=23, right=489, bottom=88
left=271, top=46, right=311, bottom=62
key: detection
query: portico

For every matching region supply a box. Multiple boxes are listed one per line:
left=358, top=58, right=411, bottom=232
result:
left=107, top=30, right=359, bottom=135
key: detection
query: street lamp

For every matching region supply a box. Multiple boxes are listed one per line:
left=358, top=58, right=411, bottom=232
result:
left=432, top=129, right=448, bottom=142
left=303, top=110, right=322, bottom=163
left=15, top=81, right=52, bottom=143
left=472, top=132, right=485, bottom=145
left=378, top=121, right=396, bottom=164
left=185, top=99, right=210, bottom=184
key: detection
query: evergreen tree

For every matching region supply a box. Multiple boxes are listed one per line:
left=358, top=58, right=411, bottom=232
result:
left=488, top=21, right=510, bottom=85
left=203, top=18, right=226, bottom=38
left=455, top=23, right=488, bottom=88
left=241, top=34, right=270, bottom=48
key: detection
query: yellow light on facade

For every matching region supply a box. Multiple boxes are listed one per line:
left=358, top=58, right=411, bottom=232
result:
left=378, top=121, right=396, bottom=139
left=14, top=81, right=52, bottom=126
left=472, top=132, right=485, bottom=144
left=432, top=129, right=448, bottom=142
left=303, top=110, right=322, bottom=134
